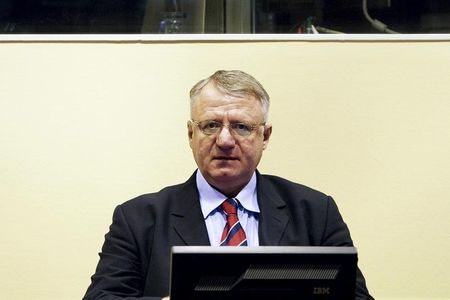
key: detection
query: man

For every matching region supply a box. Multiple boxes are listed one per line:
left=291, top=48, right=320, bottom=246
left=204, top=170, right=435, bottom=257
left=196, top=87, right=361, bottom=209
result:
left=84, top=70, right=374, bottom=299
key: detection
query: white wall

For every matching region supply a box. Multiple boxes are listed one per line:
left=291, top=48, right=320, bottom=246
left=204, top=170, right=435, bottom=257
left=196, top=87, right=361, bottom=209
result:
left=0, top=39, right=449, bottom=299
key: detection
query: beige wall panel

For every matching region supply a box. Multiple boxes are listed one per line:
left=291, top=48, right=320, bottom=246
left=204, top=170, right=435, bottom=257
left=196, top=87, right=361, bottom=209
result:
left=0, top=40, right=449, bottom=299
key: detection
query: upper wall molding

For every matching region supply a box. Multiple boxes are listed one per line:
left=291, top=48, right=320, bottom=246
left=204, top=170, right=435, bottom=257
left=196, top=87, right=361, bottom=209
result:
left=1, top=34, right=450, bottom=42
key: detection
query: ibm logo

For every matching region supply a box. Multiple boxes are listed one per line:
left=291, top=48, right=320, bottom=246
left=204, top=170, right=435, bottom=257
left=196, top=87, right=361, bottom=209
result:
left=313, top=287, right=331, bottom=295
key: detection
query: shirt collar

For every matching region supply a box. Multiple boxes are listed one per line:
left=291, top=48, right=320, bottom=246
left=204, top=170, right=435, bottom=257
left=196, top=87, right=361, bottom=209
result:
left=196, top=170, right=260, bottom=219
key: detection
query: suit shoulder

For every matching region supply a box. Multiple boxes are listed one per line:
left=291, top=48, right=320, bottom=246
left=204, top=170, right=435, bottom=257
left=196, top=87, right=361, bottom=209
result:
left=119, top=179, right=195, bottom=211
left=260, top=174, right=328, bottom=197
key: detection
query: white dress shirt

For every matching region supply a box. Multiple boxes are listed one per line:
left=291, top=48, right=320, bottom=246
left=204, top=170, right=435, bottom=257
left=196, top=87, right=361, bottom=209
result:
left=196, top=170, right=260, bottom=246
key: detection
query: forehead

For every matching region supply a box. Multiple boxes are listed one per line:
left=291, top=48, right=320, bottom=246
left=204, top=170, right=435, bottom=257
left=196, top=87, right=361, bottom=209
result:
left=191, top=83, right=264, bottom=120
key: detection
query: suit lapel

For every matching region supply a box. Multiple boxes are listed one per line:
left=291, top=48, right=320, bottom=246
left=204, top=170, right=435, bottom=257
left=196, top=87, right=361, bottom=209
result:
left=169, top=171, right=290, bottom=246
left=257, top=172, right=290, bottom=245
left=171, top=172, right=210, bottom=246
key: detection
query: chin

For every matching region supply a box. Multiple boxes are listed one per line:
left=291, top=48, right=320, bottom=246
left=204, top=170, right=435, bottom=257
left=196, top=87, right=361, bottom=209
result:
left=212, top=169, right=252, bottom=184
left=207, top=169, right=239, bottom=182
left=212, top=170, right=237, bottom=179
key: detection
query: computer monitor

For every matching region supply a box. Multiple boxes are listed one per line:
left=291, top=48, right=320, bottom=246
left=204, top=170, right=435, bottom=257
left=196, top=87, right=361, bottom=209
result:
left=170, top=246, right=357, bottom=300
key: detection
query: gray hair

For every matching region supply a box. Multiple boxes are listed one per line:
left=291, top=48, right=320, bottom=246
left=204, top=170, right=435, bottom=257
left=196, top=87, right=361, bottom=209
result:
left=190, top=70, right=270, bottom=121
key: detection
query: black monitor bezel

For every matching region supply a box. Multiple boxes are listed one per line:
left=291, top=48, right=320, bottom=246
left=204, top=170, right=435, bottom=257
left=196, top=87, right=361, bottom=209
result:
left=170, top=246, right=357, bottom=300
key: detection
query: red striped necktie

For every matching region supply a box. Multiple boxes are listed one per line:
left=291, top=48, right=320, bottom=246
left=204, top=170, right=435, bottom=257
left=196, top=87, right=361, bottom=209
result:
left=220, top=198, right=248, bottom=246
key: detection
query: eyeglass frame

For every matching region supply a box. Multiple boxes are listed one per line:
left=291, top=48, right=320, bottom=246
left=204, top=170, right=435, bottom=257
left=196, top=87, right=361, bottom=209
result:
left=190, top=119, right=266, bottom=137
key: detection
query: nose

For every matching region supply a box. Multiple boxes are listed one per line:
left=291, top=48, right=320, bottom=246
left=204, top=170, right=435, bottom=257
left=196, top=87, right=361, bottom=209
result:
left=215, top=125, right=236, bottom=149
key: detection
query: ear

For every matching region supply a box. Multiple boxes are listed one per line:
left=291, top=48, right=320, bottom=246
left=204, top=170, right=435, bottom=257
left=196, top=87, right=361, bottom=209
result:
left=262, top=123, right=272, bottom=150
left=187, top=120, right=194, bottom=149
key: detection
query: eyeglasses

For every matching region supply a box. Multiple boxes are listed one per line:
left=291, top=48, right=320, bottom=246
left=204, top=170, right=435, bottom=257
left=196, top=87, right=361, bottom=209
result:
left=191, top=120, right=266, bottom=137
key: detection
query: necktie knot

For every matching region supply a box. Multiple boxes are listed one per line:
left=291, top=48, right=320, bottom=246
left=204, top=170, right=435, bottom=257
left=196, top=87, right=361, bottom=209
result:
left=221, top=198, right=239, bottom=215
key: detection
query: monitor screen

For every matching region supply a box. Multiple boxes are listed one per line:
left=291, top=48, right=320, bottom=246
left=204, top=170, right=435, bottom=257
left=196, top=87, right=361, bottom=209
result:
left=170, top=246, right=357, bottom=300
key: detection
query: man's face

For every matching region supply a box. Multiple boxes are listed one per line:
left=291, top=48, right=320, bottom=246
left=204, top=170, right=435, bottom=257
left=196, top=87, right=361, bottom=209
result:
left=188, top=82, right=272, bottom=196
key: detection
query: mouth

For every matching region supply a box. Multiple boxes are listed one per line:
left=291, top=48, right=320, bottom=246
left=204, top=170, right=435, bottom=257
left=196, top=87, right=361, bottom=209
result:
left=213, top=156, right=239, bottom=161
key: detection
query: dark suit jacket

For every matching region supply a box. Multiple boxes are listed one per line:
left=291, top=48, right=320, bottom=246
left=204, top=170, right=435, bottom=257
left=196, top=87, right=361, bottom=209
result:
left=84, top=171, right=373, bottom=300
